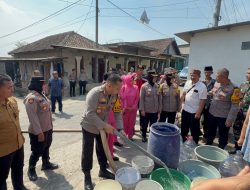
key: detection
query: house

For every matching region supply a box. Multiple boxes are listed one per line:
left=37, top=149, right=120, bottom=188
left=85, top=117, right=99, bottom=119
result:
left=4, top=31, right=185, bottom=93
left=178, top=44, right=190, bottom=66
left=175, top=21, right=250, bottom=85
left=106, top=38, right=185, bottom=72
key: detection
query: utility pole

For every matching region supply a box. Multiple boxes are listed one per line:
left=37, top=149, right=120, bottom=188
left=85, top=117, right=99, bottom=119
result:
left=213, top=0, right=222, bottom=27
left=95, top=0, right=99, bottom=82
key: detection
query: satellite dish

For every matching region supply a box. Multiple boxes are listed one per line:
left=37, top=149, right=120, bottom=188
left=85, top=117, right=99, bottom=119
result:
left=140, top=10, right=150, bottom=24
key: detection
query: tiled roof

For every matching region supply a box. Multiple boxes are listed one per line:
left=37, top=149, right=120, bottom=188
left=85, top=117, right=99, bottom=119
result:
left=9, top=31, right=110, bottom=54
left=134, top=38, right=178, bottom=56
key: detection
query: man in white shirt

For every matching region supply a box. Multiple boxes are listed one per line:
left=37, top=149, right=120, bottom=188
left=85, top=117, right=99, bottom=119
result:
left=181, top=69, right=207, bottom=144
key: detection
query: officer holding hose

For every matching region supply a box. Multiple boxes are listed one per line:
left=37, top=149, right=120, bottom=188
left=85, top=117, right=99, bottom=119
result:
left=80, top=73, right=123, bottom=190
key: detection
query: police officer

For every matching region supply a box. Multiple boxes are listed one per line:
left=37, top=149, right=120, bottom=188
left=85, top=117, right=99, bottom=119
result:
left=206, top=68, right=239, bottom=149
left=80, top=73, right=123, bottom=190
left=159, top=73, right=181, bottom=124
left=231, top=68, right=250, bottom=153
left=0, top=74, right=26, bottom=190
left=139, top=70, right=160, bottom=143
left=24, top=76, right=58, bottom=181
left=202, top=66, right=216, bottom=140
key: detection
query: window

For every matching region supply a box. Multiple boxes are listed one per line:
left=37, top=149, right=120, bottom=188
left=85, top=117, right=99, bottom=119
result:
left=242, top=41, right=250, bottom=50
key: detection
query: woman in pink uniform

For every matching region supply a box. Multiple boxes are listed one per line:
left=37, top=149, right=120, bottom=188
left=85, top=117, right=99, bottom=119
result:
left=120, top=75, right=140, bottom=140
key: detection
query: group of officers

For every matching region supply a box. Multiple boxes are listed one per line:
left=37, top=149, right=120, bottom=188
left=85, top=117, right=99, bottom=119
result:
left=0, top=64, right=249, bottom=190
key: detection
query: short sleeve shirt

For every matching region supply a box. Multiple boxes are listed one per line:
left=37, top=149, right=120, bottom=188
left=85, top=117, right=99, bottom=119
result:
left=183, top=80, right=207, bottom=113
left=48, top=78, right=64, bottom=97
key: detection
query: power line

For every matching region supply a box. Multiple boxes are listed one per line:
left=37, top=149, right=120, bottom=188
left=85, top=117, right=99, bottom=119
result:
left=241, top=0, right=250, bottom=20
left=0, top=13, right=95, bottom=49
left=230, top=0, right=238, bottom=23
left=0, top=0, right=84, bottom=39
left=99, top=15, right=210, bottom=20
left=77, top=0, right=94, bottom=32
left=105, top=0, right=171, bottom=38
left=192, top=0, right=211, bottom=23
left=233, top=0, right=243, bottom=21
left=223, top=0, right=231, bottom=24
left=58, top=0, right=202, bottom=10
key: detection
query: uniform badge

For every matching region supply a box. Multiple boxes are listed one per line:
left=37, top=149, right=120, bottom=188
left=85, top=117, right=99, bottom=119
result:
left=231, top=88, right=241, bottom=104
left=28, top=98, right=34, bottom=104
left=99, top=98, right=107, bottom=104
left=113, top=98, right=122, bottom=113
left=42, top=105, right=47, bottom=111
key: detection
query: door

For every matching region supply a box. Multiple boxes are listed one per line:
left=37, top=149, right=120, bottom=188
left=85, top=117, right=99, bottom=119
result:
left=128, top=61, right=136, bottom=71
left=98, top=58, right=105, bottom=82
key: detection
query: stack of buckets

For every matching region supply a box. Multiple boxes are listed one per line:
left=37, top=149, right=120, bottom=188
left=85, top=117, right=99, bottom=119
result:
left=95, top=122, right=229, bottom=190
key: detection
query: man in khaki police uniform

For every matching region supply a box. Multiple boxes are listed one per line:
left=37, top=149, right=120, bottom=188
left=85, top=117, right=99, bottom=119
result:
left=24, top=76, right=58, bottom=182
left=0, top=74, right=26, bottom=190
left=206, top=68, right=239, bottom=149
left=81, top=73, right=124, bottom=190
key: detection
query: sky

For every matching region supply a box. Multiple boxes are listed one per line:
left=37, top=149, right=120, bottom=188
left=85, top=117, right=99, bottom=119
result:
left=0, top=0, right=249, bottom=56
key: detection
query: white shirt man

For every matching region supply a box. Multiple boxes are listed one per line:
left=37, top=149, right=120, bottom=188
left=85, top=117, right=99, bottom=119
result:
left=181, top=69, right=207, bottom=144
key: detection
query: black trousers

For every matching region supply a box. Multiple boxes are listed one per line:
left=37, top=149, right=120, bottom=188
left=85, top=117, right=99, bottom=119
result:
left=206, top=113, right=230, bottom=149
left=140, top=112, right=158, bottom=138
left=29, top=130, right=53, bottom=167
left=0, top=147, right=24, bottom=190
left=69, top=81, right=76, bottom=97
left=159, top=111, right=177, bottom=124
left=233, top=110, right=245, bottom=150
left=79, top=81, right=87, bottom=95
left=181, top=110, right=201, bottom=144
left=81, top=129, right=107, bottom=174
left=51, top=96, right=62, bottom=112
left=202, top=107, right=210, bottom=139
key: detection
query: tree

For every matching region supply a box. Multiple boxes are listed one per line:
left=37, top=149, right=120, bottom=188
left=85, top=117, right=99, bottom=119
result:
left=15, top=41, right=28, bottom=48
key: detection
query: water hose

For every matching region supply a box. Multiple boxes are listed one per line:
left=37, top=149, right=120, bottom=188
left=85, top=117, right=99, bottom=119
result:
left=100, top=129, right=118, bottom=173
left=113, top=129, right=168, bottom=168
left=100, top=128, right=169, bottom=174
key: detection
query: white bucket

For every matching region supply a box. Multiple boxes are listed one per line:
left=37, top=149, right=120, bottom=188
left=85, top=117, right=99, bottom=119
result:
left=135, top=180, right=164, bottom=190
left=115, top=167, right=141, bottom=189
left=132, top=156, right=154, bottom=175
left=94, top=179, right=122, bottom=190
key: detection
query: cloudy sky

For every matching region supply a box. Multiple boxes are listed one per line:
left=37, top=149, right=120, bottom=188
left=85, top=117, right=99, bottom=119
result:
left=0, top=0, right=249, bottom=56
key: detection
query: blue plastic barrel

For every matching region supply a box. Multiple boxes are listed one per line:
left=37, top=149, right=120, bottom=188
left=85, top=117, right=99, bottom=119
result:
left=147, top=122, right=181, bottom=169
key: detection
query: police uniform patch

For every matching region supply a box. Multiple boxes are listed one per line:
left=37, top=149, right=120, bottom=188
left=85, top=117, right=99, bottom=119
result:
left=28, top=98, right=34, bottom=104
left=113, top=98, right=122, bottom=113
left=231, top=88, right=241, bottom=104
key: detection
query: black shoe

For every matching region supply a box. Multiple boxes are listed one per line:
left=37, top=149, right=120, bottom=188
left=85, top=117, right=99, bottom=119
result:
left=98, top=169, right=115, bottom=179
left=42, top=161, right=59, bottom=170
left=84, top=175, right=93, bottom=190
left=28, top=167, right=38, bottom=181
left=114, top=142, right=123, bottom=147
left=229, top=148, right=237, bottom=154
left=142, top=137, right=147, bottom=143
left=113, top=156, right=119, bottom=161
left=21, top=185, right=28, bottom=190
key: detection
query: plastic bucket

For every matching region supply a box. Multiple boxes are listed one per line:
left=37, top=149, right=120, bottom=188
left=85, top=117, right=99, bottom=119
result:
left=195, top=145, right=229, bottom=168
left=148, top=122, right=181, bottom=169
left=94, top=180, right=122, bottom=190
left=135, top=180, right=164, bottom=190
left=150, top=168, right=191, bottom=190
left=132, top=156, right=154, bottom=175
left=115, top=167, right=141, bottom=189
left=178, top=159, right=221, bottom=181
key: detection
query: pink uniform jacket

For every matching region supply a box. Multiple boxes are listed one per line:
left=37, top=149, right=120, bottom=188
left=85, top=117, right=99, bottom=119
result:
left=120, top=75, right=139, bottom=139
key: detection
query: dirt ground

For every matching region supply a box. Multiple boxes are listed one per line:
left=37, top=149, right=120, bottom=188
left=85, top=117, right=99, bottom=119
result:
left=6, top=95, right=234, bottom=190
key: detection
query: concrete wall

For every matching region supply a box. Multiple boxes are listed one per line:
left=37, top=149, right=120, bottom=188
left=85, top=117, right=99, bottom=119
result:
left=188, top=25, right=250, bottom=85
